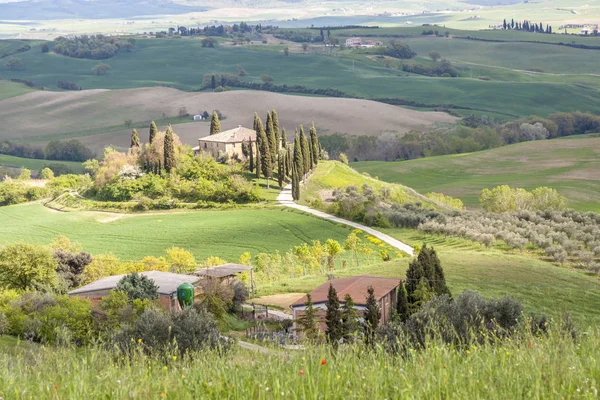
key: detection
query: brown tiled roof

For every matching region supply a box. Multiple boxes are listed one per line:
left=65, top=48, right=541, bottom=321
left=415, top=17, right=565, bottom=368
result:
left=292, top=276, right=401, bottom=307
left=199, top=126, right=256, bottom=143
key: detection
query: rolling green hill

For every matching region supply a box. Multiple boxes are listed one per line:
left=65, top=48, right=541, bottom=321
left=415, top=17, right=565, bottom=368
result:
left=0, top=154, right=83, bottom=173
left=352, top=135, right=600, bottom=211
left=1, top=37, right=599, bottom=118
left=0, top=81, right=35, bottom=100
left=0, top=204, right=359, bottom=261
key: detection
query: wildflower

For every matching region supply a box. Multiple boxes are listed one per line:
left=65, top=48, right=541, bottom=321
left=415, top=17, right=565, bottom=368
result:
left=302, top=357, right=306, bottom=361
left=160, top=393, right=167, bottom=399
left=466, top=350, right=471, bottom=354
left=299, top=370, right=305, bottom=375
left=138, top=338, right=142, bottom=343
left=163, top=366, right=168, bottom=370
left=53, top=385, right=58, bottom=390
left=527, top=343, right=532, bottom=348
left=266, top=387, right=270, bottom=392
left=230, top=384, right=235, bottom=388
left=321, top=359, right=327, bottom=366
left=172, top=356, right=177, bottom=361
left=419, top=360, right=423, bottom=364
left=337, top=375, right=341, bottom=380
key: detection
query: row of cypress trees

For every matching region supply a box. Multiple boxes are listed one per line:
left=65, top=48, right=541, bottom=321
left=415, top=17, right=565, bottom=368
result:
left=248, top=109, right=321, bottom=195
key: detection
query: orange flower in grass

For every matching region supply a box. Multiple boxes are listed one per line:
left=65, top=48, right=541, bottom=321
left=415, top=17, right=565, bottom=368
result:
left=299, top=370, right=305, bottom=375
left=320, top=359, right=327, bottom=366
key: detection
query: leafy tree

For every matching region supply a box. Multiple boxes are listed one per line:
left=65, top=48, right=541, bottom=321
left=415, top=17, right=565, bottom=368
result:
left=296, top=293, right=318, bottom=341
left=17, top=169, right=31, bottom=180
left=341, top=293, right=359, bottom=342
left=210, top=111, right=222, bottom=135
left=115, top=273, right=159, bottom=301
left=130, top=128, right=140, bottom=149
left=428, top=51, right=441, bottom=63
left=386, top=40, right=416, bottom=59
left=165, top=247, right=196, bottom=273
left=39, top=167, right=54, bottom=180
left=163, top=125, right=176, bottom=173
left=0, top=244, right=58, bottom=291
left=283, top=47, right=289, bottom=56
left=149, top=121, right=158, bottom=144
left=309, top=122, right=319, bottom=167
left=261, top=74, right=274, bottom=84
left=196, top=277, right=233, bottom=320
left=4, top=57, right=25, bottom=71
left=299, top=126, right=311, bottom=175
left=396, top=281, right=409, bottom=322
left=325, top=284, right=343, bottom=345
left=40, top=43, right=49, bottom=53
left=363, top=285, right=380, bottom=346
left=325, top=239, right=342, bottom=270
left=91, top=63, right=111, bottom=75
left=53, top=247, right=92, bottom=291
left=344, top=232, right=361, bottom=266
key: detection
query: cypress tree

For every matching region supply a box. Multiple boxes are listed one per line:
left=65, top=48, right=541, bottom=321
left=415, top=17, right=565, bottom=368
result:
left=363, top=285, right=381, bottom=346
left=396, top=281, right=409, bottom=322
left=281, top=140, right=288, bottom=178
left=130, top=128, right=140, bottom=149
left=277, top=150, right=284, bottom=189
left=309, top=122, right=319, bottom=166
left=258, top=125, right=271, bottom=188
left=299, top=126, right=310, bottom=176
left=291, top=161, right=299, bottom=201
left=405, top=245, right=450, bottom=307
left=293, top=132, right=304, bottom=199
left=272, top=109, right=280, bottom=150
left=254, top=113, right=263, bottom=179
left=286, top=140, right=293, bottom=178
left=149, top=121, right=158, bottom=144
left=265, top=112, right=277, bottom=165
left=325, top=284, right=343, bottom=346
left=255, top=145, right=262, bottom=178
left=297, top=293, right=318, bottom=341
left=163, top=125, right=176, bottom=173
left=210, top=111, right=221, bottom=135
left=341, top=293, right=359, bottom=343
left=248, top=140, right=254, bottom=172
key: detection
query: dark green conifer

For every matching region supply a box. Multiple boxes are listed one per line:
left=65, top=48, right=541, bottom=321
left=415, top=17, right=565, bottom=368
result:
left=258, top=125, right=271, bottom=188
left=325, top=284, right=343, bottom=346
left=299, top=126, right=310, bottom=176
left=341, top=293, right=359, bottom=343
left=130, top=128, right=140, bottom=149
left=396, top=281, right=409, bottom=322
left=309, top=122, right=319, bottom=166
left=210, top=111, right=221, bottom=135
left=149, top=121, right=158, bottom=144
left=297, top=293, right=318, bottom=341
left=163, top=125, right=176, bottom=173
left=363, top=285, right=380, bottom=346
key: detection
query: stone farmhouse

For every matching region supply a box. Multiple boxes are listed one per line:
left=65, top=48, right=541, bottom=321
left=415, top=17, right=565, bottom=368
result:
left=291, top=275, right=401, bottom=336
left=344, top=37, right=383, bottom=48
left=193, top=125, right=256, bottom=159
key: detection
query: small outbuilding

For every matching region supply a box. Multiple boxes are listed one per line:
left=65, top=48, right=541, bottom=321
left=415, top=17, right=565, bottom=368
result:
left=68, top=271, right=201, bottom=311
left=192, top=263, right=255, bottom=294
left=291, top=275, right=401, bottom=335
left=193, top=114, right=204, bottom=121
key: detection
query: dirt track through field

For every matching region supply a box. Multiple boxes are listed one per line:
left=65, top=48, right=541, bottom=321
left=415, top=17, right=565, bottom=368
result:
left=0, top=87, right=456, bottom=152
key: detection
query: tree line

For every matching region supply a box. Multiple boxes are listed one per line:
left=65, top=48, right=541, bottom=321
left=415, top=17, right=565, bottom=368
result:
left=53, top=35, right=135, bottom=60
left=0, top=139, right=93, bottom=162
left=502, top=19, right=553, bottom=34
left=319, top=111, right=600, bottom=162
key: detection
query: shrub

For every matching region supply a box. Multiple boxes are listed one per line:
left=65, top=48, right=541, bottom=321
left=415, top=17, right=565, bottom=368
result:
left=115, top=308, right=229, bottom=355
left=115, top=273, right=159, bottom=301
left=39, top=167, right=54, bottom=180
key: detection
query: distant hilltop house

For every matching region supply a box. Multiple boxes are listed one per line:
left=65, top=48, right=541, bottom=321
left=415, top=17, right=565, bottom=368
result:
left=344, top=37, right=383, bottom=49
left=291, top=275, right=401, bottom=336
left=193, top=125, right=256, bottom=159
left=193, top=114, right=204, bottom=121
left=68, top=271, right=200, bottom=311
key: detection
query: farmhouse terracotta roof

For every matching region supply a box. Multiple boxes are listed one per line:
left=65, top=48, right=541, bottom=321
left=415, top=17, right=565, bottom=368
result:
left=68, top=271, right=200, bottom=296
left=199, top=126, right=256, bottom=143
left=292, top=276, right=401, bottom=307
left=192, top=263, right=253, bottom=278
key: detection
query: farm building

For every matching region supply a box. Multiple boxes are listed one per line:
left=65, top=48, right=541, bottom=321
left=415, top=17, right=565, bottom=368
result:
left=193, top=114, right=204, bottom=121
left=344, top=37, right=383, bottom=48
left=193, top=125, right=256, bottom=159
left=192, top=263, right=255, bottom=295
left=291, top=276, right=401, bottom=335
left=68, top=271, right=200, bottom=311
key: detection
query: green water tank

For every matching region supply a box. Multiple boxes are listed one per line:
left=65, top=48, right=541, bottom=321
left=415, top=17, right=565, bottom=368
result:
left=177, top=283, right=195, bottom=309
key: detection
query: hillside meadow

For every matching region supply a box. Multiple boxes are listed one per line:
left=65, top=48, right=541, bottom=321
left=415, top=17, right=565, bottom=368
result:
left=0, top=154, right=84, bottom=173
left=0, top=203, right=359, bottom=261
left=353, top=135, right=600, bottom=212
left=0, top=37, right=599, bottom=119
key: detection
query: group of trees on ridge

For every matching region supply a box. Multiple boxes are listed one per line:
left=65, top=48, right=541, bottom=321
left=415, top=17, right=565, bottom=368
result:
left=53, top=35, right=135, bottom=60
left=502, top=19, right=553, bottom=34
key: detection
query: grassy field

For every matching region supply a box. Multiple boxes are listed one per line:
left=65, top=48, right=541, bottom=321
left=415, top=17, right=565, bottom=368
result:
left=0, top=154, right=84, bottom=173
left=0, top=203, right=361, bottom=261
left=0, top=38, right=599, bottom=119
left=352, top=135, right=600, bottom=212
left=0, top=80, right=35, bottom=100
left=1, top=329, right=599, bottom=399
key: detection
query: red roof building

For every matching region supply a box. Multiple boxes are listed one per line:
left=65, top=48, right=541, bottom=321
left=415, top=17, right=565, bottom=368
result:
left=291, top=276, right=401, bottom=335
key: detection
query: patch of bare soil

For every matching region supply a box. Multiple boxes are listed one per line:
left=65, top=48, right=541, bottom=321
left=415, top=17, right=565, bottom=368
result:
left=252, top=293, right=305, bottom=310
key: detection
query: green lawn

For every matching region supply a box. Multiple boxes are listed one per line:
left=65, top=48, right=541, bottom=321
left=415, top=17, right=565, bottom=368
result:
left=0, top=154, right=84, bottom=173
left=0, top=203, right=357, bottom=261
left=1, top=38, right=599, bottom=118
left=352, top=135, right=600, bottom=212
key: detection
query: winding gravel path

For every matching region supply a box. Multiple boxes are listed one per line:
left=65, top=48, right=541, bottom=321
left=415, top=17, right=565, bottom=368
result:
left=277, top=184, right=414, bottom=256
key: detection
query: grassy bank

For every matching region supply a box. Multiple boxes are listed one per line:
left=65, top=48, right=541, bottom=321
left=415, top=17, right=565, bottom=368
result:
left=0, top=154, right=84, bottom=173
left=352, top=135, right=600, bottom=212
left=0, top=330, right=598, bottom=399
